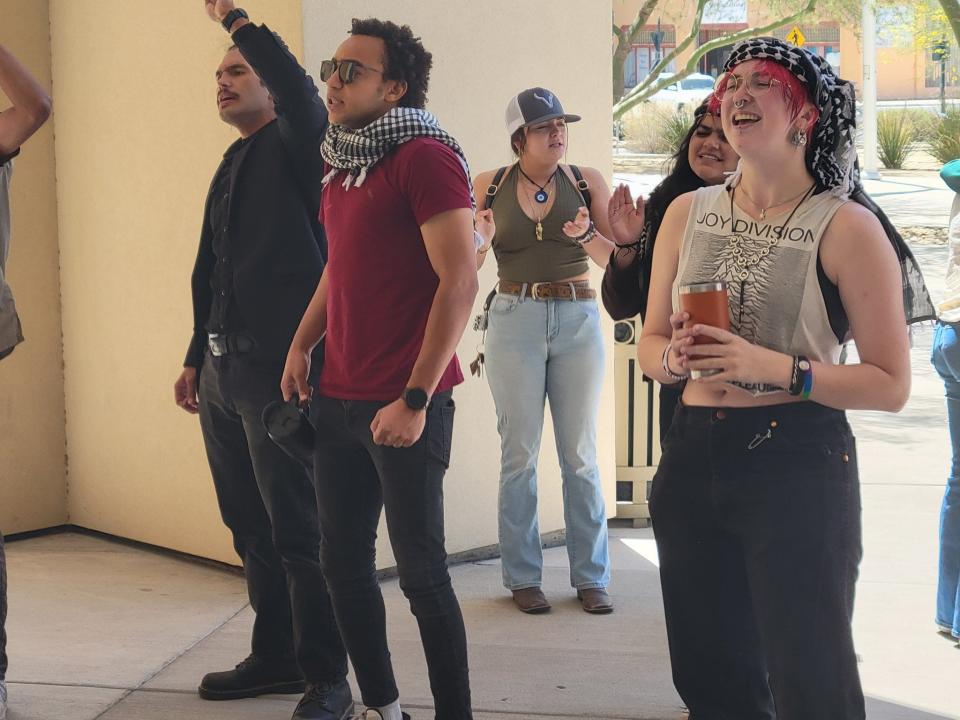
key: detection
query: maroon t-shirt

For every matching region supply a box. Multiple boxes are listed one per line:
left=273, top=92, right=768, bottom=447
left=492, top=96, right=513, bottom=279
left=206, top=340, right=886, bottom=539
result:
left=318, top=137, right=471, bottom=401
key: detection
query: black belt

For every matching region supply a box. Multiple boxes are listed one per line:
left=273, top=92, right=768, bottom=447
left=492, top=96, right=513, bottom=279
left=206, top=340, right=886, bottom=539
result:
left=208, top=333, right=256, bottom=357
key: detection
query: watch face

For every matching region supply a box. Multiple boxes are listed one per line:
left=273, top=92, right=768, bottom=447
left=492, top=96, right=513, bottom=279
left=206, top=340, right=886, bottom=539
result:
left=799, top=360, right=811, bottom=371
left=404, top=387, right=428, bottom=410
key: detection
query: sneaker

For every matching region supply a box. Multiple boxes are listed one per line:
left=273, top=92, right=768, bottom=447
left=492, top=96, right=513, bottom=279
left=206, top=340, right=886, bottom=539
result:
left=359, top=710, right=410, bottom=720
left=937, top=623, right=955, bottom=637
left=292, top=679, right=353, bottom=720
left=198, top=654, right=305, bottom=700
left=0, top=679, right=7, bottom=720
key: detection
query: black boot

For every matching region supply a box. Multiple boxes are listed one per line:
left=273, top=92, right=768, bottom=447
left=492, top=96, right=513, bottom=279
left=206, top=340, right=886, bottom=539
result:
left=292, top=678, right=354, bottom=720
left=198, top=654, right=304, bottom=700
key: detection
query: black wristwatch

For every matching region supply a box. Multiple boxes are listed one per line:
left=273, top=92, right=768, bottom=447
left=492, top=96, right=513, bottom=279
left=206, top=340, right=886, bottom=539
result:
left=221, top=7, right=249, bottom=33
left=402, top=387, right=429, bottom=411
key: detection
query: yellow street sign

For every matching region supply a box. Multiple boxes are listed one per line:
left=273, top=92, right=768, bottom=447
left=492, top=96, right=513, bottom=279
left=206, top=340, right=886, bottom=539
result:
left=787, top=26, right=806, bottom=47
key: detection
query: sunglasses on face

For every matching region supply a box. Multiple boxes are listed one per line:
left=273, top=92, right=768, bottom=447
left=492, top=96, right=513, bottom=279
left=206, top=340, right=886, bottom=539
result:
left=714, top=71, right=786, bottom=102
left=319, top=58, right=383, bottom=85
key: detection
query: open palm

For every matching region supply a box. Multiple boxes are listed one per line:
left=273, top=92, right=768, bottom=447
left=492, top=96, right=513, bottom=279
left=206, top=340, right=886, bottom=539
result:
left=608, top=183, right=646, bottom=246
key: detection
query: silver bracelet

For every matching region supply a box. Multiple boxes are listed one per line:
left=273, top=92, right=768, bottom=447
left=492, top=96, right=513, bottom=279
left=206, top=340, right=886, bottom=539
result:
left=661, top=342, right=688, bottom=383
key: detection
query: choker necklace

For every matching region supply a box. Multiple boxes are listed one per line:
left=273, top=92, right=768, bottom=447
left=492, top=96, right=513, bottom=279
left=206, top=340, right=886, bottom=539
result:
left=737, top=182, right=814, bottom=221
left=518, top=165, right=557, bottom=204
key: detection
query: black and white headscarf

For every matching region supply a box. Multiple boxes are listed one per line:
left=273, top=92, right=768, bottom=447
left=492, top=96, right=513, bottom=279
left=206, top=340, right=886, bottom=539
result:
left=320, top=106, right=475, bottom=208
left=723, top=37, right=936, bottom=325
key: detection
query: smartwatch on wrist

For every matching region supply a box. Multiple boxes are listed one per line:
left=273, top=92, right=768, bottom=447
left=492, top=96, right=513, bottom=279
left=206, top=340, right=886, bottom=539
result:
left=221, top=7, right=249, bottom=33
left=402, top=387, right=429, bottom=411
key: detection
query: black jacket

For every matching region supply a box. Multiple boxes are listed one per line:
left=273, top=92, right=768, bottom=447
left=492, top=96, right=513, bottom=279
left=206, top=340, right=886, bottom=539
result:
left=184, top=23, right=327, bottom=369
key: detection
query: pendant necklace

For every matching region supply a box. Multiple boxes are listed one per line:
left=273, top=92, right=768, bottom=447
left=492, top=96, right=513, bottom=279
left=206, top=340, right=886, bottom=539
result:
left=737, top=182, right=813, bottom=221
left=518, top=165, right=557, bottom=204
left=521, top=181, right=546, bottom=241
left=728, top=183, right=814, bottom=281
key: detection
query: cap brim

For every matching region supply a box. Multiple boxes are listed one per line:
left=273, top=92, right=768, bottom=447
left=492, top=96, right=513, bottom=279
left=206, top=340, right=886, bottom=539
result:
left=521, top=112, right=582, bottom=128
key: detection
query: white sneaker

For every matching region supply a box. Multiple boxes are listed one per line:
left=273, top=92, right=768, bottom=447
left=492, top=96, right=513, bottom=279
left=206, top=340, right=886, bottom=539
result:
left=1, top=679, right=8, bottom=720
left=937, top=623, right=955, bottom=636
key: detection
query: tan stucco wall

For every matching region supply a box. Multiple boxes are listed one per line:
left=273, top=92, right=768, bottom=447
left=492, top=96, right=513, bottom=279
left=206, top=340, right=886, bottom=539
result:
left=49, top=0, right=303, bottom=563
left=0, top=0, right=67, bottom=534
left=302, top=0, right=616, bottom=564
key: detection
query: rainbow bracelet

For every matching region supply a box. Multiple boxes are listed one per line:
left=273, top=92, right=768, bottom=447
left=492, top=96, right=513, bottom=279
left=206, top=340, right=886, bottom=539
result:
left=800, top=361, right=814, bottom=400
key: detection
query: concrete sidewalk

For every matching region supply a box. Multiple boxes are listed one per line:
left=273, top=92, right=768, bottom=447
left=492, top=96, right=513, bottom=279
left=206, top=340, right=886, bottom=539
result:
left=3, top=519, right=959, bottom=720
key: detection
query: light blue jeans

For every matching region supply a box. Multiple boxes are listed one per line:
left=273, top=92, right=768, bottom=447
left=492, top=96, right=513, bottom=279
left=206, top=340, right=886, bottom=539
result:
left=932, top=320, right=960, bottom=637
left=484, top=290, right=610, bottom=590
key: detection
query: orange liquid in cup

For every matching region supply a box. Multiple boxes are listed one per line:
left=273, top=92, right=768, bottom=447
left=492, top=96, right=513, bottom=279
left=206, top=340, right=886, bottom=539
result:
left=679, top=281, right=730, bottom=379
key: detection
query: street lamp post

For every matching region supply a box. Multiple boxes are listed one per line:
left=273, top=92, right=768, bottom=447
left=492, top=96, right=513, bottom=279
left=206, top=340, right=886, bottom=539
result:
left=935, top=37, right=950, bottom=115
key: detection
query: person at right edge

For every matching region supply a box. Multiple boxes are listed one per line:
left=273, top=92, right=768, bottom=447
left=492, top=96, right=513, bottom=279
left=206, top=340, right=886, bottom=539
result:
left=173, top=3, right=349, bottom=719
left=0, top=40, right=53, bottom=720
left=638, top=37, right=935, bottom=719
left=282, top=18, right=478, bottom=720
left=932, top=159, right=960, bottom=648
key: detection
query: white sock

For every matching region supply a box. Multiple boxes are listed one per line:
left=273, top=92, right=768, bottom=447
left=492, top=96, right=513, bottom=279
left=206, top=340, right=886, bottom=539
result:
left=372, top=699, right=403, bottom=720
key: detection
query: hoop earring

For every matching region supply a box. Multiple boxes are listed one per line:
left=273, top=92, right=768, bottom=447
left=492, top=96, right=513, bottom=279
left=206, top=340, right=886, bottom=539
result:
left=792, top=127, right=808, bottom=147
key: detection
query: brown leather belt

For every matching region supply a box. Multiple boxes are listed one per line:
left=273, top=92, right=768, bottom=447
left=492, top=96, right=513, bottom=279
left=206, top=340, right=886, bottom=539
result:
left=498, top=280, right=596, bottom=301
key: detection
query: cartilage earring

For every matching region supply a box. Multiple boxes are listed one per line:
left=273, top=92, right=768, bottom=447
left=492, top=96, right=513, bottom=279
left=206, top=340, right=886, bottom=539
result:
left=792, top=127, right=807, bottom=146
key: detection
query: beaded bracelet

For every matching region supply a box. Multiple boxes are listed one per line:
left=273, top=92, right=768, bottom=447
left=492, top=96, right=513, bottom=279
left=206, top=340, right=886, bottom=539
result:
left=661, top=342, right=688, bottom=383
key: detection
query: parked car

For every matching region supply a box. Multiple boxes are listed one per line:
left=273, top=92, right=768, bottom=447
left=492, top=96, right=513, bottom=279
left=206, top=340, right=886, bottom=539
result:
left=647, top=72, right=716, bottom=113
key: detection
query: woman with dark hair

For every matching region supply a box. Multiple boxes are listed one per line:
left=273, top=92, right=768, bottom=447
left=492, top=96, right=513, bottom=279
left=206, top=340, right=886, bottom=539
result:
left=637, top=38, right=934, bottom=719
left=472, top=87, right=617, bottom=615
left=603, top=100, right=738, bottom=437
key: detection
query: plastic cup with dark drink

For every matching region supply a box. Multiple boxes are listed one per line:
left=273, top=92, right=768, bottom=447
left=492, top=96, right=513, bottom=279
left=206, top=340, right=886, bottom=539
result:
left=679, top=281, right=730, bottom=379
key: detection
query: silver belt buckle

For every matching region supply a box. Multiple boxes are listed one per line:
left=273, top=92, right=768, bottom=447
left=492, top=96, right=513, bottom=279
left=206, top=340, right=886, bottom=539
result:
left=529, top=282, right=548, bottom=300
left=208, top=333, right=226, bottom=357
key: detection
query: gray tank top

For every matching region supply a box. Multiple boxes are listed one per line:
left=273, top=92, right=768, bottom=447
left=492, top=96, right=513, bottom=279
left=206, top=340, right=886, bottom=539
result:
left=489, top=165, right=589, bottom=282
left=673, top=184, right=847, bottom=395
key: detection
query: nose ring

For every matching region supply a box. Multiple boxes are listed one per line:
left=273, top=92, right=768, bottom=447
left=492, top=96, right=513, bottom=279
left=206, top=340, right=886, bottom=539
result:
left=734, top=98, right=747, bottom=109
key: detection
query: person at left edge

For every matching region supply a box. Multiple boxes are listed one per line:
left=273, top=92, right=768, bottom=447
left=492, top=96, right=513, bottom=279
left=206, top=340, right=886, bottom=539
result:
left=173, top=3, right=350, bottom=719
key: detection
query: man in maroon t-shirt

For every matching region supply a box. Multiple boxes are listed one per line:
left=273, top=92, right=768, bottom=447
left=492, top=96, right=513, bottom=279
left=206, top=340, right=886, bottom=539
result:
left=281, top=18, right=478, bottom=720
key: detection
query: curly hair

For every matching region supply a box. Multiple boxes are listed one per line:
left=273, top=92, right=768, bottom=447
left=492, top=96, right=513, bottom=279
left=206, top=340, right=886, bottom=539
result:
left=350, top=18, right=433, bottom=109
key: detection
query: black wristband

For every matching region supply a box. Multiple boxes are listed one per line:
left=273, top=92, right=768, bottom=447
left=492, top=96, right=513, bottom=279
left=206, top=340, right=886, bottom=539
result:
left=221, top=7, right=249, bottom=33
left=787, top=355, right=810, bottom=396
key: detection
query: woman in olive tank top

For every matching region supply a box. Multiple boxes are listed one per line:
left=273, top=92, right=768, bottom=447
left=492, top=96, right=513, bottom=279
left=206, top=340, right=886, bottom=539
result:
left=472, top=87, right=616, bottom=615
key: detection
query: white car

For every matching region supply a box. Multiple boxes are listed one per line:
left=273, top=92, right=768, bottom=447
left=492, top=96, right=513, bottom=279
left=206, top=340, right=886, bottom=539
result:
left=647, top=72, right=716, bottom=113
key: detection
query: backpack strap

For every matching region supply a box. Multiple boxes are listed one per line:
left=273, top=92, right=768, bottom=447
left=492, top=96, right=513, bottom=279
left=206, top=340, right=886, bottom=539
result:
left=484, top=166, right=509, bottom=210
left=569, top=165, right=592, bottom=210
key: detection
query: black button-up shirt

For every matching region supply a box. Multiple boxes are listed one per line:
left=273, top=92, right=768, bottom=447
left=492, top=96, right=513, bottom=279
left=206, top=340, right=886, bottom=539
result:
left=206, top=139, right=246, bottom=334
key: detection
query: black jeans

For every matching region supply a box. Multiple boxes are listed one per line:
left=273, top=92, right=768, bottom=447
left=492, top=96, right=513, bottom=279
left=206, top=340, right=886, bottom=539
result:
left=311, top=391, right=472, bottom=718
left=0, top=530, right=6, bottom=680
left=198, top=352, right=347, bottom=683
left=649, top=402, right=865, bottom=720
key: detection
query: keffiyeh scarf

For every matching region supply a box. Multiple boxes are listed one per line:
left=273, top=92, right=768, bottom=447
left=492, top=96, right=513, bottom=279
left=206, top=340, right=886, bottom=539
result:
left=722, top=37, right=936, bottom=325
left=320, top=106, right=475, bottom=208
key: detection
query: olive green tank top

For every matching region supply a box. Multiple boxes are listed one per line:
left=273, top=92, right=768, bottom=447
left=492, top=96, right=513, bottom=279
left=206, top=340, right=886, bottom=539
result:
left=490, top=165, right=590, bottom=282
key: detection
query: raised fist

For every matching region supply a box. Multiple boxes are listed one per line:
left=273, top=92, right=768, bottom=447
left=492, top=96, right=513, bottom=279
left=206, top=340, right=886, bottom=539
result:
left=204, top=0, right=236, bottom=23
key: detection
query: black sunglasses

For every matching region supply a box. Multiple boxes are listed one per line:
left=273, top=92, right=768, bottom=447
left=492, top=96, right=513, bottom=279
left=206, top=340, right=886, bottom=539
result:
left=319, top=58, right=383, bottom=85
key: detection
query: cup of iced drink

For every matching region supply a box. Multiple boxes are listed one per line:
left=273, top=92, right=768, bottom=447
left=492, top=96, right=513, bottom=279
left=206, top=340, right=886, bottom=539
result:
left=679, top=281, right=730, bottom=379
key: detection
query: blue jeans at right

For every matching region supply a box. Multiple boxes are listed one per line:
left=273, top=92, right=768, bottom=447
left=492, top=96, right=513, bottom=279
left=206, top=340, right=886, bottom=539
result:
left=932, top=320, right=960, bottom=637
left=484, top=292, right=610, bottom=591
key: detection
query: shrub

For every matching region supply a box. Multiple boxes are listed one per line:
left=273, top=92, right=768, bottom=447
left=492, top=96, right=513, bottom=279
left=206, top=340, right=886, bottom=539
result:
left=620, top=103, right=694, bottom=154
left=930, top=110, right=960, bottom=164
left=660, top=107, right=694, bottom=156
left=876, top=110, right=916, bottom=169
